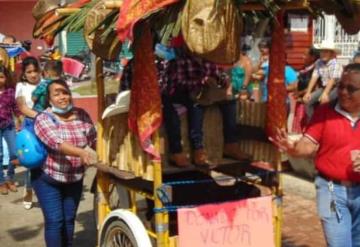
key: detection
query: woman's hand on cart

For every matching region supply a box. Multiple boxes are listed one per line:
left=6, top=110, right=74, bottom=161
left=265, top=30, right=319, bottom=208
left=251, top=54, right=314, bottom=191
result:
left=80, top=147, right=98, bottom=166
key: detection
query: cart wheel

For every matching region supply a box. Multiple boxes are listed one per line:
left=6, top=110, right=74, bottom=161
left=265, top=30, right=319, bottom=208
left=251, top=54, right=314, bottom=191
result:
left=101, top=220, right=138, bottom=247
left=99, top=210, right=152, bottom=247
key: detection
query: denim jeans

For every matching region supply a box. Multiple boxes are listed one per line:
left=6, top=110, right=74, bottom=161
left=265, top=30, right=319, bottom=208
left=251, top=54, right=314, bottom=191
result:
left=32, top=169, right=83, bottom=247
left=0, top=123, right=17, bottom=185
left=218, top=99, right=238, bottom=144
left=306, top=88, right=337, bottom=120
left=162, top=91, right=204, bottom=153
left=315, top=176, right=360, bottom=247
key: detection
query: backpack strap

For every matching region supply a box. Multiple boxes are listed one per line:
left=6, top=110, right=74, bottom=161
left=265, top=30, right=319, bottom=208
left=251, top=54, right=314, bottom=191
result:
left=37, top=111, right=60, bottom=127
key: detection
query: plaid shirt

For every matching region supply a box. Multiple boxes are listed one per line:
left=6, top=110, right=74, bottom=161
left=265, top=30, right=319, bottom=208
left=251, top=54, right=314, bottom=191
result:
left=312, top=58, right=343, bottom=87
left=120, top=56, right=228, bottom=94
left=34, top=108, right=97, bottom=183
left=32, top=79, right=52, bottom=112
left=0, top=88, right=20, bottom=129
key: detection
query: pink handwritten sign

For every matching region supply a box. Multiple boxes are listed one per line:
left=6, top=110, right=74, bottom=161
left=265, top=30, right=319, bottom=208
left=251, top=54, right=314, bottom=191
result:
left=177, top=196, right=274, bottom=247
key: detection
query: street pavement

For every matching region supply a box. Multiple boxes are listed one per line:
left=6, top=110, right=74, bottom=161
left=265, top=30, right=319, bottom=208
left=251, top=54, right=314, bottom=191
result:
left=0, top=167, right=325, bottom=247
left=282, top=173, right=326, bottom=247
left=0, top=167, right=97, bottom=247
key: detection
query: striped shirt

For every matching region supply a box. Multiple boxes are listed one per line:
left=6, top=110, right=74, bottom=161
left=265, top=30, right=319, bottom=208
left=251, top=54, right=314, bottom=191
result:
left=34, top=107, right=96, bottom=183
left=312, top=58, right=343, bottom=87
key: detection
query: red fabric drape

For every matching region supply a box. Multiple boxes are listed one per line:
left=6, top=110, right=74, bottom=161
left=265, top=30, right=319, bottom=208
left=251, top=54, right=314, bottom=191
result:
left=116, top=0, right=179, bottom=42
left=266, top=10, right=288, bottom=138
left=128, top=24, right=162, bottom=160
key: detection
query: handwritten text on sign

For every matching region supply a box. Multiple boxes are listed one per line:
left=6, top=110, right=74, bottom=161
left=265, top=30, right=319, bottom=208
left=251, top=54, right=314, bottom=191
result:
left=177, top=196, right=274, bottom=247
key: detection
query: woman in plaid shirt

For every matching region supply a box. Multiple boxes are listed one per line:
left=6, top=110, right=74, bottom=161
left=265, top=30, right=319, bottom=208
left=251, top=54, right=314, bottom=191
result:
left=33, top=79, right=96, bottom=247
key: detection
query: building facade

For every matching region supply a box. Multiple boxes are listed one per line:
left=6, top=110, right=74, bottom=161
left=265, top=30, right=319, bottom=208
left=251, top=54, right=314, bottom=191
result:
left=313, top=14, right=360, bottom=64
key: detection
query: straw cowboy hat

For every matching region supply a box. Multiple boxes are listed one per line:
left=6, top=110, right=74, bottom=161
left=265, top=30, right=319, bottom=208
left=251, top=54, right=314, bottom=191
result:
left=102, top=90, right=131, bottom=119
left=32, top=0, right=60, bottom=21
left=84, top=0, right=122, bottom=60
left=314, top=40, right=341, bottom=54
left=32, top=0, right=62, bottom=39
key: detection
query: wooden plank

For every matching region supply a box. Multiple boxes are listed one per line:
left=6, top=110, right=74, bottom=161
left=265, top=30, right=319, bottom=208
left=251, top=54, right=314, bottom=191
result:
left=94, top=162, right=136, bottom=179
left=286, top=53, right=306, bottom=59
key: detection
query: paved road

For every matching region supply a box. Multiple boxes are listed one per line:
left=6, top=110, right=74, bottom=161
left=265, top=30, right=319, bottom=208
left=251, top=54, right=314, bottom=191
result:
left=0, top=167, right=97, bottom=247
left=0, top=167, right=324, bottom=246
left=282, top=173, right=326, bottom=247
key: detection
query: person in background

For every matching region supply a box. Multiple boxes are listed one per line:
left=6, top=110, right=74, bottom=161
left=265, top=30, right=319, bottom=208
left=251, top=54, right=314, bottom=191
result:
left=255, top=39, right=270, bottom=71
left=253, top=39, right=298, bottom=101
left=15, top=56, right=41, bottom=209
left=353, top=52, right=360, bottom=64
left=32, top=60, right=63, bottom=112
left=271, top=63, right=360, bottom=247
left=231, top=44, right=253, bottom=100
left=2, top=35, right=16, bottom=45
left=292, top=47, right=320, bottom=132
left=303, top=40, right=343, bottom=119
left=297, top=47, right=321, bottom=98
left=0, top=65, right=20, bottom=195
left=33, top=79, right=96, bottom=247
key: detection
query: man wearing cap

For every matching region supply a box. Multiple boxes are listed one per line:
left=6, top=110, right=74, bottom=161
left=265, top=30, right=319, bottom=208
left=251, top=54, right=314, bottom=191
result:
left=303, top=40, right=343, bottom=119
left=271, top=63, right=360, bottom=246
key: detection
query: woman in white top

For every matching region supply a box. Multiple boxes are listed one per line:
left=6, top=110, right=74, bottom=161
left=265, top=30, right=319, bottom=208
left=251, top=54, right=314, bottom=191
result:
left=15, top=56, right=41, bottom=209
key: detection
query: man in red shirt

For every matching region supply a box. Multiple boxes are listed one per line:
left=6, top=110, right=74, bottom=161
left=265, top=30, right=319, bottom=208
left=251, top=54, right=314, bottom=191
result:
left=271, top=63, right=360, bottom=247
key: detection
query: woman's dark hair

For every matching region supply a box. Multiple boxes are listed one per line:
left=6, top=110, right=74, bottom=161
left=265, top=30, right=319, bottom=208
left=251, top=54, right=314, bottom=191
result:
left=20, top=56, right=40, bottom=82
left=0, top=64, right=13, bottom=89
left=344, top=63, right=360, bottom=74
left=241, top=44, right=251, bottom=53
left=45, top=79, right=72, bottom=108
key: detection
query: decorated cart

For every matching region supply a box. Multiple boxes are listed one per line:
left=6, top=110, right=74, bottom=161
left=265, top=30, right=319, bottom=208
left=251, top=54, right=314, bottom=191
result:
left=31, top=0, right=360, bottom=246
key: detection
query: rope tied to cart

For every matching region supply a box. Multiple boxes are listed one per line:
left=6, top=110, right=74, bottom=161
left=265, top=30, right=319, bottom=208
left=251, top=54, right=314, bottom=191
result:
left=154, top=168, right=284, bottom=212
left=153, top=196, right=283, bottom=213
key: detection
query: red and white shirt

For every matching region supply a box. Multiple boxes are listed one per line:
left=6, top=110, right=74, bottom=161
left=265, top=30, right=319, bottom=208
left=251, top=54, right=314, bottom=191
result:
left=34, top=107, right=96, bottom=183
left=305, top=103, right=360, bottom=181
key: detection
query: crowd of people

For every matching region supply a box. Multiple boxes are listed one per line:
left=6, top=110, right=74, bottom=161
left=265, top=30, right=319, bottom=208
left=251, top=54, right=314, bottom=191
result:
left=0, top=33, right=96, bottom=247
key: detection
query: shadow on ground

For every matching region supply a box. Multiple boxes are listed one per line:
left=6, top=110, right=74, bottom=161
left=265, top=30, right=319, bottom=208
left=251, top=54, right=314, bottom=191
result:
left=73, top=210, right=97, bottom=247
left=6, top=223, right=44, bottom=242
